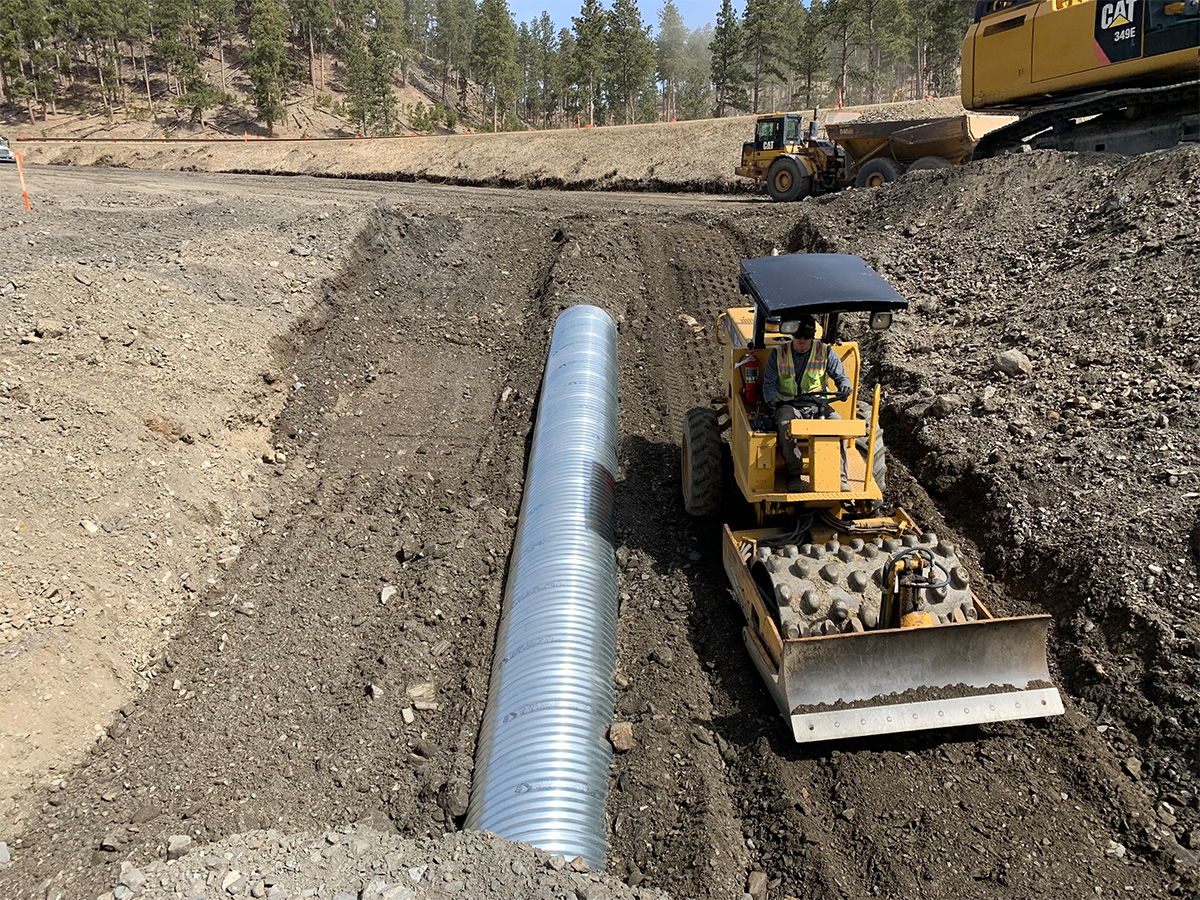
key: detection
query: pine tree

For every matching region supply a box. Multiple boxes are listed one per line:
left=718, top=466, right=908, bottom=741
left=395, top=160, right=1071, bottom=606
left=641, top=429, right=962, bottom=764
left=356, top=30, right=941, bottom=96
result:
left=343, top=0, right=403, bottom=135
left=516, top=21, right=538, bottom=121
left=823, top=0, right=865, bottom=105
left=1, top=0, right=54, bottom=120
left=570, top=0, right=605, bottom=126
left=655, top=0, right=686, bottom=121
left=709, top=0, right=748, bottom=117
left=432, top=0, right=474, bottom=105
left=471, top=0, right=516, bottom=130
left=64, top=0, right=119, bottom=110
left=675, top=24, right=713, bottom=120
left=924, top=0, right=973, bottom=96
left=289, top=0, right=335, bottom=102
left=742, top=0, right=783, bottom=112
left=248, top=0, right=289, bottom=132
left=782, top=0, right=824, bottom=108
left=405, top=0, right=435, bottom=52
left=153, top=0, right=199, bottom=99
left=605, top=0, right=653, bottom=124
left=345, top=28, right=373, bottom=131
left=530, top=12, right=558, bottom=127
left=556, top=26, right=579, bottom=124
left=112, top=0, right=150, bottom=111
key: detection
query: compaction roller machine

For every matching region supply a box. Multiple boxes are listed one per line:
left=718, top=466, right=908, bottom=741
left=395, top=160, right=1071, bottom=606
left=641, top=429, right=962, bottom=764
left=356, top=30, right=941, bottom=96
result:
left=682, top=254, right=1063, bottom=742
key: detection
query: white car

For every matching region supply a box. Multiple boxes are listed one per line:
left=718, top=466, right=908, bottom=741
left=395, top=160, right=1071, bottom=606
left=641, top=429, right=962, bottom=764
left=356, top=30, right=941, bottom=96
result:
left=0, top=139, right=15, bottom=164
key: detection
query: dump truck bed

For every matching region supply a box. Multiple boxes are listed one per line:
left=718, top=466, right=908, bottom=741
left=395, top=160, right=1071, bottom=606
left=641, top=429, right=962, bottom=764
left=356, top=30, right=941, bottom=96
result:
left=824, top=113, right=1018, bottom=165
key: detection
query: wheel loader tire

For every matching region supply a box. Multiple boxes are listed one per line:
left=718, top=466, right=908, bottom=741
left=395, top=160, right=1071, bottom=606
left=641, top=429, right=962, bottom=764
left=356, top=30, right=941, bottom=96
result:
left=682, top=407, right=723, bottom=517
left=854, top=158, right=903, bottom=189
left=766, top=158, right=811, bottom=202
left=907, top=156, right=952, bottom=172
left=855, top=400, right=886, bottom=498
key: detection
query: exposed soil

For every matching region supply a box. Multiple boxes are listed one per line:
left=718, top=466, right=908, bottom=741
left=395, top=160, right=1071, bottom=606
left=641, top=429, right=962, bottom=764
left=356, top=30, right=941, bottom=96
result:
left=6, top=98, right=971, bottom=197
left=0, top=137, right=1197, bottom=900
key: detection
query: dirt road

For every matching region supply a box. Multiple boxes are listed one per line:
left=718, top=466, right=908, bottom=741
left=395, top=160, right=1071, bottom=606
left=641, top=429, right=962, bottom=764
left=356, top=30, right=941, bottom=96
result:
left=0, top=154, right=1197, bottom=900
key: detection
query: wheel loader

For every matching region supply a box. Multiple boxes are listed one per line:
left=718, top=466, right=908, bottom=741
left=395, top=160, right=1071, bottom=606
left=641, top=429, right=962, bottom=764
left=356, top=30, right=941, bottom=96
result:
left=682, top=254, right=1063, bottom=742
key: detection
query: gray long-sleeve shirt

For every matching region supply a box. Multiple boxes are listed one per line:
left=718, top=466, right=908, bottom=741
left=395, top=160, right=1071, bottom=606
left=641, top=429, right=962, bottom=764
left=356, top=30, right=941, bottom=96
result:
left=763, top=340, right=852, bottom=406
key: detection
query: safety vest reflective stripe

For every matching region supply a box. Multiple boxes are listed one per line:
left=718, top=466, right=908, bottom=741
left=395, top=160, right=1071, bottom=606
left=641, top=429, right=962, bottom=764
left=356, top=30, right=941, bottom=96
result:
left=777, top=341, right=828, bottom=400
left=777, top=343, right=798, bottom=399
left=800, top=342, right=829, bottom=394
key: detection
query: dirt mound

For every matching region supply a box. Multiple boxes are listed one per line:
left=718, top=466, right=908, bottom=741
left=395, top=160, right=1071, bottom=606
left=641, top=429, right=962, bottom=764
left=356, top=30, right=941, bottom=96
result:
left=1, top=143, right=1198, bottom=900
left=827, top=96, right=967, bottom=124
left=110, top=824, right=671, bottom=900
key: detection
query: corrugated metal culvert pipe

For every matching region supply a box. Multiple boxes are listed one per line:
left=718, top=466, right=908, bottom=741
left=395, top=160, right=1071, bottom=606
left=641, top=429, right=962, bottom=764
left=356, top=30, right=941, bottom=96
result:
left=465, top=305, right=619, bottom=870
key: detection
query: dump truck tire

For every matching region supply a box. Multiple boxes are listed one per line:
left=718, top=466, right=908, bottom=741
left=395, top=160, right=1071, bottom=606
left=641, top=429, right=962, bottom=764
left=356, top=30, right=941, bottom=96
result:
left=855, top=158, right=902, bottom=189
left=907, top=156, right=952, bottom=172
left=682, top=407, right=723, bottom=517
left=766, top=158, right=811, bottom=202
left=854, top=400, right=886, bottom=498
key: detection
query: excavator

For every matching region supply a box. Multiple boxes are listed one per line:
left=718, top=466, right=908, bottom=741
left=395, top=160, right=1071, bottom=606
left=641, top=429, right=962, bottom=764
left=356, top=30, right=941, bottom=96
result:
left=963, top=0, right=1199, bottom=156
left=682, top=254, right=1063, bottom=742
left=739, top=0, right=1196, bottom=200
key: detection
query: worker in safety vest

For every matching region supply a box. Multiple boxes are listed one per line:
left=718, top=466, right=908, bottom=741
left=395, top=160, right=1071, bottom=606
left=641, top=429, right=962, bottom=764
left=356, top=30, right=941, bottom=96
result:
left=763, top=314, right=852, bottom=493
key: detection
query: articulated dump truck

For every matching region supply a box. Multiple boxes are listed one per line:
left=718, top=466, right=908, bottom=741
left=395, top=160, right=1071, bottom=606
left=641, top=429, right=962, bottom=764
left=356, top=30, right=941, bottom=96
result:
left=682, top=254, right=1064, bottom=742
left=735, top=109, right=1016, bottom=201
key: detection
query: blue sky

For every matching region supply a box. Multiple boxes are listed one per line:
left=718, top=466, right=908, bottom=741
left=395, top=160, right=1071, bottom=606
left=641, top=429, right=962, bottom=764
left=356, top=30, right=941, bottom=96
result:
left=507, top=0, right=722, bottom=34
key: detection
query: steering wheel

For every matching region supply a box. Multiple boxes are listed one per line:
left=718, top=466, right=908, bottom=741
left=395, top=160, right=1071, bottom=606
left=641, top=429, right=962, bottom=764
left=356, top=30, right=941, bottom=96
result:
left=793, top=390, right=844, bottom=413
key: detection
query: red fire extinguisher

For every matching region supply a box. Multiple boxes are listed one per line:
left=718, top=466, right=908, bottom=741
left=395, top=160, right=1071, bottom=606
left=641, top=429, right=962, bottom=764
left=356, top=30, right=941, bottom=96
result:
left=738, top=353, right=762, bottom=405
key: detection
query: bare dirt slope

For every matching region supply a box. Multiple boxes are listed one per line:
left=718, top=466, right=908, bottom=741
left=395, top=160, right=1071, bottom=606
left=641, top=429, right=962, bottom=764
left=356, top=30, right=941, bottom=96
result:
left=7, top=98, right=968, bottom=195
left=0, top=141, right=1197, bottom=900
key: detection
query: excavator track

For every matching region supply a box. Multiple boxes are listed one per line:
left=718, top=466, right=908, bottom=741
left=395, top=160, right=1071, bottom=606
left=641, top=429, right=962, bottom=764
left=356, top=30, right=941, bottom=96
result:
left=973, top=80, right=1200, bottom=158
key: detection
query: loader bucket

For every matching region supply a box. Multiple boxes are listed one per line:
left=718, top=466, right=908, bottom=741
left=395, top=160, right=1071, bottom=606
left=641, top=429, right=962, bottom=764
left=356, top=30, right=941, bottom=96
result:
left=743, top=616, right=1063, bottom=743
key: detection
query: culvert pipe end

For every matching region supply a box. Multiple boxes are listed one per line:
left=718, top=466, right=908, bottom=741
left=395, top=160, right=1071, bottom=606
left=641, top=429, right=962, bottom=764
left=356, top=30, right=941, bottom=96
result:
left=465, top=304, right=619, bottom=871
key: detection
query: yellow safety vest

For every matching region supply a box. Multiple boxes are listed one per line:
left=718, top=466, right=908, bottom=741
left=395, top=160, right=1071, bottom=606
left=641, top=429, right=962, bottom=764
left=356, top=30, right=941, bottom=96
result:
left=777, top=341, right=828, bottom=401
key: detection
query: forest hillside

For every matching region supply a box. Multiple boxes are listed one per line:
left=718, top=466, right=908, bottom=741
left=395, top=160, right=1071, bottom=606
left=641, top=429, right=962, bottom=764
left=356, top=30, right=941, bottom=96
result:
left=0, top=0, right=974, bottom=139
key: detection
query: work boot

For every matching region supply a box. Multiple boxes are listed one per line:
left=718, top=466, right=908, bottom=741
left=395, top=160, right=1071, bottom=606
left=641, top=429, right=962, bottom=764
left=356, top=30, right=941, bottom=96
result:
left=786, top=473, right=805, bottom=493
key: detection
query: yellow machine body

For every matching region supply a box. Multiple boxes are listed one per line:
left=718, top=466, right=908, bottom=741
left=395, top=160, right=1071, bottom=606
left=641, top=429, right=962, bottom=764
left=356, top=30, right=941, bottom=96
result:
left=736, top=109, right=1017, bottom=199
left=963, top=0, right=1199, bottom=109
left=684, top=255, right=1064, bottom=742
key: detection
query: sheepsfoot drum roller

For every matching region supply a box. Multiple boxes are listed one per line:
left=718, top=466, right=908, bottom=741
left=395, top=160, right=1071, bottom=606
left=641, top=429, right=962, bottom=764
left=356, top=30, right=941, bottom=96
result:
left=682, top=254, right=1063, bottom=743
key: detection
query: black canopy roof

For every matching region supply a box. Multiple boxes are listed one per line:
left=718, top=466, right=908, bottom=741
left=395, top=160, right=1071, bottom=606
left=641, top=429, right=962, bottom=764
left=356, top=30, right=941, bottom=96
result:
left=739, top=254, right=908, bottom=320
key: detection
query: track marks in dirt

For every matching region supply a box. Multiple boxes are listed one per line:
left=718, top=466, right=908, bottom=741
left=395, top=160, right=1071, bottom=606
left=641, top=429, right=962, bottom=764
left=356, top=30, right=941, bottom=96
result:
left=621, top=204, right=1191, bottom=900
left=6, top=170, right=1193, bottom=900
left=0, top=201, right=570, bottom=899
left=580, top=217, right=754, bottom=897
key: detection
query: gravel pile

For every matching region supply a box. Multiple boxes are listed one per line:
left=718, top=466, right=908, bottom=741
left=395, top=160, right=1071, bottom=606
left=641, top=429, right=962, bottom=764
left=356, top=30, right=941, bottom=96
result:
left=108, top=824, right=672, bottom=900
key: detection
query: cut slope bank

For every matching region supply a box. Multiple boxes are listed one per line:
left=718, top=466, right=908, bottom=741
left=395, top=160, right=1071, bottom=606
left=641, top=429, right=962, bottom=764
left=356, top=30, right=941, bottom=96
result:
left=10, top=98, right=968, bottom=194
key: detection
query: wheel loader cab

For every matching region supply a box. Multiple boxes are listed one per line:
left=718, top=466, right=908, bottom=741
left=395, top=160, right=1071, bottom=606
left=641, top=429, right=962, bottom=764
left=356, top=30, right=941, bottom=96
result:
left=752, top=114, right=803, bottom=152
left=720, top=254, right=907, bottom=511
left=739, top=115, right=803, bottom=179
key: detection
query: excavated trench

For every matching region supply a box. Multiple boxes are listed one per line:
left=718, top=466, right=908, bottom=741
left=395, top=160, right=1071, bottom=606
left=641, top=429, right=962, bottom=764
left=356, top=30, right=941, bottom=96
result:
left=2, top=172, right=1194, bottom=900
